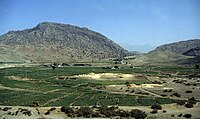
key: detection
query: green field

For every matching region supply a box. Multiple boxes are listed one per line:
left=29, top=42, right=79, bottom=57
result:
left=0, top=66, right=195, bottom=106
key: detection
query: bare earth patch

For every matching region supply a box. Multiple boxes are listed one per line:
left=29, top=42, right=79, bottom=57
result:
left=0, top=84, right=38, bottom=93
left=8, top=76, right=34, bottom=81
left=71, top=73, right=135, bottom=80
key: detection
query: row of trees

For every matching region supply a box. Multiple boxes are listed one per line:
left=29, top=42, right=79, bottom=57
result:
left=60, top=106, right=147, bottom=119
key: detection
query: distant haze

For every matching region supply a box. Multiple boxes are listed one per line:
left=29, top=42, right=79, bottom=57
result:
left=119, top=43, right=156, bottom=53
left=0, top=0, right=200, bottom=52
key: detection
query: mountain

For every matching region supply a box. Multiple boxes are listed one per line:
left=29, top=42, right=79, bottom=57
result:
left=0, top=22, right=129, bottom=63
left=151, top=39, right=200, bottom=56
left=129, top=51, right=141, bottom=55
left=127, top=39, right=200, bottom=66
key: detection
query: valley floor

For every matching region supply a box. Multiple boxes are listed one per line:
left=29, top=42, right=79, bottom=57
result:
left=0, top=65, right=200, bottom=118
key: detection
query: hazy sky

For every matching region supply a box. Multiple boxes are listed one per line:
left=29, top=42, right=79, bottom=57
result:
left=0, top=0, right=200, bottom=52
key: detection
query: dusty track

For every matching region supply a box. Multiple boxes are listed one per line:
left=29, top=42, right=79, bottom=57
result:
left=0, top=84, right=39, bottom=93
left=42, top=92, right=75, bottom=106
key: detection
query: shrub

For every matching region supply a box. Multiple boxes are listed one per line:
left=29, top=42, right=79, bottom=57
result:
left=151, top=104, right=162, bottom=110
left=183, top=114, right=192, bottom=118
left=131, top=90, right=135, bottom=93
left=136, top=92, right=142, bottom=94
left=76, top=106, right=93, bottom=118
left=114, top=66, right=119, bottom=69
left=91, top=111, right=101, bottom=117
left=178, top=113, right=183, bottom=117
left=109, top=106, right=118, bottom=110
left=49, top=107, right=56, bottom=111
left=45, top=107, right=56, bottom=115
left=44, top=110, right=50, bottom=115
left=152, top=80, right=162, bottom=84
left=163, top=89, right=172, bottom=92
left=60, top=106, right=66, bottom=112
left=188, top=97, right=196, bottom=101
left=36, top=108, right=40, bottom=115
left=176, top=100, right=186, bottom=106
left=3, top=107, right=12, bottom=111
left=30, top=101, right=40, bottom=107
left=92, top=105, right=97, bottom=108
left=7, top=112, right=12, bottom=115
left=195, top=65, right=199, bottom=69
left=185, top=102, right=194, bottom=108
left=173, top=79, right=184, bottom=84
left=184, top=83, right=191, bottom=86
left=185, top=90, right=192, bottom=93
left=20, top=109, right=32, bottom=116
left=160, top=94, right=167, bottom=97
left=192, top=83, right=197, bottom=86
left=51, top=65, right=57, bottom=70
left=143, top=92, right=149, bottom=95
left=168, top=89, right=172, bottom=92
left=163, top=89, right=168, bottom=93
left=188, top=97, right=197, bottom=104
left=125, top=90, right=130, bottom=92
left=172, top=93, right=181, bottom=97
left=62, top=63, right=70, bottom=66
left=125, top=81, right=130, bottom=85
left=117, top=109, right=131, bottom=117
left=130, top=109, right=147, bottom=119
left=98, top=106, right=118, bottom=117
left=150, top=109, right=158, bottom=114
left=162, top=110, right=167, bottom=113
left=60, top=106, right=74, bottom=114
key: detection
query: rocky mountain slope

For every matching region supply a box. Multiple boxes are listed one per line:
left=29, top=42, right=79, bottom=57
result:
left=182, top=47, right=200, bottom=56
left=0, top=22, right=129, bottom=63
left=151, top=39, right=200, bottom=56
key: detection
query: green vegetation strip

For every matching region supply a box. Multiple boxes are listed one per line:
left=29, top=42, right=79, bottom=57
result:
left=0, top=66, right=181, bottom=106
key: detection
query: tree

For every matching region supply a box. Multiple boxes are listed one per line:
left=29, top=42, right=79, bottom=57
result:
left=114, top=65, right=119, bottom=69
left=51, top=62, right=59, bottom=69
left=130, top=109, right=147, bottom=119
left=76, top=106, right=93, bottom=118
left=151, top=104, right=162, bottom=110
left=51, top=65, right=57, bottom=70
left=117, top=109, right=131, bottom=117
left=195, top=65, right=199, bottom=69
left=60, top=106, right=74, bottom=114
left=185, top=102, right=193, bottom=108
left=98, top=106, right=118, bottom=117
left=172, top=92, right=181, bottom=97
left=183, top=114, right=192, bottom=118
